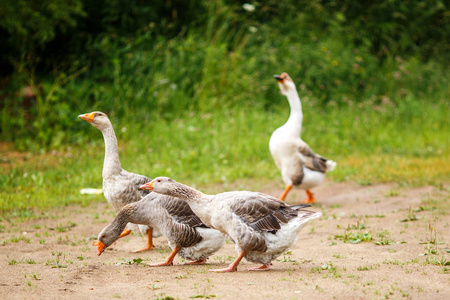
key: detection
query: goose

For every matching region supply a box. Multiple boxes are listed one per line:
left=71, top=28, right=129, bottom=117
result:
left=97, top=193, right=225, bottom=266
left=270, top=73, right=336, bottom=203
left=78, top=111, right=160, bottom=252
left=140, top=177, right=322, bottom=272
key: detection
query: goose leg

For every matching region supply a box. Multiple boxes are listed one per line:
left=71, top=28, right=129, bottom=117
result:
left=248, top=263, right=271, bottom=271
left=303, top=190, right=315, bottom=204
left=149, top=246, right=180, bottom=267
left=185, top=259, right=207, bottom=265
left=132, top=228, right=154, bottom=253
left=279, top=185, right=292, bottom=201
left=210, top=251, right=245, bottom=273
left=117, top=228, right=132, bottom=239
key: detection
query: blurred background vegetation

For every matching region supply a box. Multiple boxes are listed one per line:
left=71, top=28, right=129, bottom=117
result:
left=0, top=0, right=449, bottom=216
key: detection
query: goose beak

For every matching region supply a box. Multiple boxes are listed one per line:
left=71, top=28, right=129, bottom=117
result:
left=274, top=74, right=285, bottom=83
left=139, top=180, right=154, bottom=191
left=78, top=112, right=96, bottom=123
left=97, top=240, right=107, bottom=256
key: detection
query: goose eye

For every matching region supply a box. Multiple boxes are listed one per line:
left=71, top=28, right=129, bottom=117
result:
left=157, top=179, right=161, bottom=182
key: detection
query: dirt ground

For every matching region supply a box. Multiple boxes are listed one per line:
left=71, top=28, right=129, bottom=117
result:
left=1, top=181, right=449, bottom=299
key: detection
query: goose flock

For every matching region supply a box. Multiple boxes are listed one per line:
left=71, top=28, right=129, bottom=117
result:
left=79, top=73, right=335, bottom=272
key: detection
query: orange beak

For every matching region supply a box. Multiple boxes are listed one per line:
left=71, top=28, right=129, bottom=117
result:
left=78, top=112, right=96, bottom=123
left=274, top=72, right=289, bottom=83
left=97, top=240, right=107, bottom=256
left=139, top=180, right=154, bottom=191
left=274, top=74, right=285, bottom=83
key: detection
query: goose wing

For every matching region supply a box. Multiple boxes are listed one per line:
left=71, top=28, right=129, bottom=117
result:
left=121, top=169, right=152, bottom=196
left=159, top=196, right=205, bottom=228
left=298, top=144, right=328, bottom=173
left=229, top=192, right=310, bottom=233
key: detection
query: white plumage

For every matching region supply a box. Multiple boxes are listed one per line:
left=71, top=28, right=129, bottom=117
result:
left=270, top=73, right=336, bottom=203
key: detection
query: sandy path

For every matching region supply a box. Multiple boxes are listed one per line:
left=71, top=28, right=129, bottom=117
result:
left=1, top=181, right=449, bottom=299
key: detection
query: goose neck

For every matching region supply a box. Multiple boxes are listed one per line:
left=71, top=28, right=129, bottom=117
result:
left=111, top=206, right=133, bottom=237
left=101, top=126, right=122, bottom=177
left=284, top=90, right=303, bottom=134
left=286, top=90, right=303, bottom=121
left=171, top=183, right=206, bottom=203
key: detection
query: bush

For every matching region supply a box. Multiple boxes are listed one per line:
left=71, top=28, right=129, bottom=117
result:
left=0, top=0, right=448, bottom=149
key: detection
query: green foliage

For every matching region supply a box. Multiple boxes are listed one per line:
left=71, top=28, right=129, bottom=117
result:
left=0, top=0, right=84, bottom=48
left=1, top=1, right=449, bottom=149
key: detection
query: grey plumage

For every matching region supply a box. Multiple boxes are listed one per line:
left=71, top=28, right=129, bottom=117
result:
left=148, top=177, right=322, bottom=270
left=97, top=193, right=225, bottom=261
left=79, top=111, right=160, bottom=244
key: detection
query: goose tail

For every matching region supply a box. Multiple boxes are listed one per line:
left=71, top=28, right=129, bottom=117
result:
left=326, top=160, right=337, bottom=172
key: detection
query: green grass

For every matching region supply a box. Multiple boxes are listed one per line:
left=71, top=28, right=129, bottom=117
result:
left=0, top=0, right=448, bottom=221
left=0, top=95, right=449, bottom=219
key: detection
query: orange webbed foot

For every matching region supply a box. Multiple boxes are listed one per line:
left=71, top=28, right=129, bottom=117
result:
left=132, top=245, right=154, bottom=253
left=132, top=229, right=155, bottom=252
left=248, top=264, right=271, bottom=271
left=185, top=259, right=207, bottom=265
left=209, top=266, right=238, bottom=273
left=210, top=252, right=245, bottom=272
left=148, top=247, right=179, bottom=267
left=302, top=190, right=315, bottom=204
left=148, top=261, right=174, bottom=267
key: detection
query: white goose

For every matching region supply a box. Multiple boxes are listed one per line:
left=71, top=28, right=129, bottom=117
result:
left=270, top=73, right=336, bottom=203
left=140, top=177, right=322, bottom=272
left=97, top=193, right=225, bottom=266
left=79, top=111, right=160, bottom=252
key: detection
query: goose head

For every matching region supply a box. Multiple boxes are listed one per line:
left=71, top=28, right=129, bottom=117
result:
left=140, top=177, right=176, bottom=196
left=274, top=73, right=297, bottom=96
left=78, top=111, right=112, bottom=131
left=96, top=223, right=121, bottom=256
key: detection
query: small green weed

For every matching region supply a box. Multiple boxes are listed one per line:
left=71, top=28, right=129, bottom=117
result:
left=30, top=273, right=42, bottom=280
left=329, top=204, right=342, bottom=209
left=310, top=262, right=342, bottom=278
left=385, top=190, right=400, bottom=197
left=375, top=230, right=394, bottom=245
left=25, top=258, right=37, bottom=264
left=116, top=258, right=145, bottom=266
left=9, top=236, right=31, bottom=243
left=357, top=264, right=380, bottom=271
left=8, top=258, right=22, bottom=265
left=276, top=251, right=297, bottom=262
left=47, top=252, right=68, bottom=268
left=335, top=232, right=372, bottom=244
